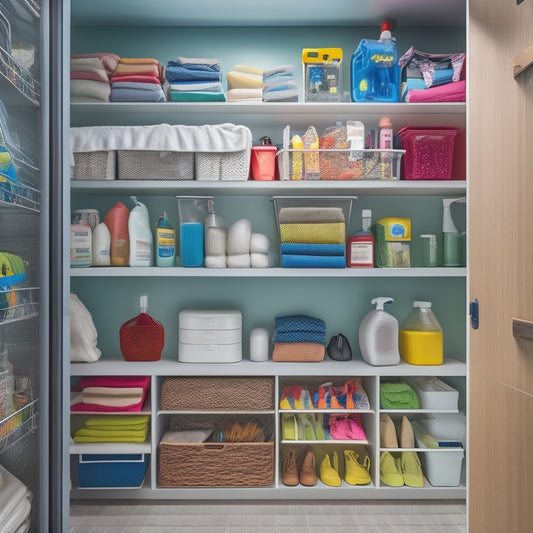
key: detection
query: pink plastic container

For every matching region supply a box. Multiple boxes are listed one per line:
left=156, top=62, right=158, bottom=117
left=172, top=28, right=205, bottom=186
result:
left=250, top=145, right=277, bottom=180
left=397, top=128, right=458, bottom=180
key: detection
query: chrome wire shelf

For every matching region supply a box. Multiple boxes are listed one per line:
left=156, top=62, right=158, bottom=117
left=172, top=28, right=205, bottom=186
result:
left=0, top=287, right=39, bottom=324
left=0, top=398, right=38, bottom=454
left=0, top=176, right=40, bottom=212
left=0, top=46, right=40, bottom=105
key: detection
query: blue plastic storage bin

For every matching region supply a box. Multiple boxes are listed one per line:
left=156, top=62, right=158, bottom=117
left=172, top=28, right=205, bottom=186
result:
left=78, top=453, right=149, bottom=488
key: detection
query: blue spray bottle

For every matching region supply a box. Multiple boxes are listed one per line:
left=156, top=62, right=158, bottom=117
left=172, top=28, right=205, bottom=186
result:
left=351, top=21, right=400, bottom=102
left=156, top=212, right=176, bottom=267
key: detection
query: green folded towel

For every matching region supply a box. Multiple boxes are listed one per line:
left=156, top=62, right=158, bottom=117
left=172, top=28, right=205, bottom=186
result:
left=85, top=415, right=149, bottom=427
left=73, top=426, right=149, bottom=443
left=380, top=382, right=421, bottom=409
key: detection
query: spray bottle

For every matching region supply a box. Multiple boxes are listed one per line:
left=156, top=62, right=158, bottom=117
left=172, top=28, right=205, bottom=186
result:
left=442, top=197, right=466, bottom=266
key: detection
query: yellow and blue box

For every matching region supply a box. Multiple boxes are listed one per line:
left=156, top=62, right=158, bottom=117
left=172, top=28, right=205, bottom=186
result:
left=302, top=48, right=343, bottom=102
left=373, top=217, right=411, bottom=268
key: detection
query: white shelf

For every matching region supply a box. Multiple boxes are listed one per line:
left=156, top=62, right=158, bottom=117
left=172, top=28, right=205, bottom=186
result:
left=70, top=178, right=467, bottom=197
left=70, top=357, right=466, bottom=377
left=70, top=266, right=466, bottom=278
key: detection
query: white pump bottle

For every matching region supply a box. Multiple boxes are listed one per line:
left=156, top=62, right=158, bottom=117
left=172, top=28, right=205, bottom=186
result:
left=358, top=297, right=400, bottom=366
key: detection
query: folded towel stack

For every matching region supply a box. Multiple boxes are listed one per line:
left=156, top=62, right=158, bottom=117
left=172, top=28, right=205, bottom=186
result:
left=278, top=206, right=346, bottom=268
left=73, top=414, right=150, bottom=443
left=380, top=381, right=421, bottom=409
left=263, top=64, right=299, bottom=102
left=0, top=464, right=32, bottom=533
left=226, top=64, right=264, bottom=102
left=165, top=56, right=225, bottom=102
left=272, top=314, right=326, bottom=362
left=70, top=52, right=120, bottom=102
left=110, top=58, right=166, bottom=102
left=399, top=47, right=466, bottom=103
left=70, top=375, right=150, bottom=412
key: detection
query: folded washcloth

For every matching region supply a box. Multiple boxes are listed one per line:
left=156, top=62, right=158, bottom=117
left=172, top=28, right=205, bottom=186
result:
left=280, top=243, right=345, bottom=256
left=272, top=342, right=325, bottom=362
left=110, top=84, right=166, bottom=102
left=74, top=427, right=149, bottom=439
left=405, top=80, right=466, bottom=103
left=275, top=329, right=327, bottom=344
left=111, top=74, right=161, bottom=85
left=169, top=80, right=224, bottom=92
left=114, top=63, right=161, bottom=78
left=250, top=252, right=269, bottom=268
left=226, top=88, right=262, bottom=101
left=175, top=57, right=221, bottom=71
left=380, top=382, right=421, bottom=409
left=71, top=52, right=120, bottom=73
left=85, top=415, right=150, bottom=428
left=166, top=64, right=222, bottom=82
left=279, top=222, right=345, bottom=244
left=281, top=254, right=345, bottom=268
left=82, top=387, right=144, bottom=407
left=205, top=255, right=227, bottom=268
left=226, top=69, right=263, bottom=90
left=278, top=206, right=345, bottom=224
left=275, top=314, right=326, bottom=334
left=227, top=253, right=251, bottom=268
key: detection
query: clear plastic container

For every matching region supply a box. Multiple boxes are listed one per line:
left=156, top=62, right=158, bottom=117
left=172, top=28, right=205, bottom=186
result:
left=399, top=301, right=443, bottom=365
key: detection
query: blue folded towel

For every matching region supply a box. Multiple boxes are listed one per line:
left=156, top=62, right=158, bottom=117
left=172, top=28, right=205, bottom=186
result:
left=110, top=84, right=166, bottom=102
left=274, top=330, right=327, bottom=344
left=166, top=65, right=222, bottom=82
left=275, top=314, right=325, bottom=333
left=280, top=243, right=345, bottom=256
left=281, top=254, right=346, bottom=268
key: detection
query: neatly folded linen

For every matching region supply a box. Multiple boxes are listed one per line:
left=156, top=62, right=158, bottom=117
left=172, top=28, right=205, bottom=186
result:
left=278, top=206, right=345, bottom=224
left=111, top=74, right=161, bottom=85
left=169, top=80, right=224, bottom=92
left=168, top=91, right=225, bottom=102
left=110, top=84, right=166, bottom=102
left=74, top=375, right=150, bottom=391
left=279, top=222, right=345, bottom=244
left=71, top=70, right=110, bottom=84
left=70, top=79, right=110, bottom=102
left=114, top=63, right=161, bottom=77
left=380, top=382, right=421, bottom=409
left=272, top=342, right=325, bottom=362
left=275, top=314, right=326, bottom=334
left=71, top=52, right=120, bottom=73
left=281, top=254, right=346, bottom=268
left=166, top=64, right=222, bottom=82
left=161, top=428, right=213, bottom=443
left=226, top=70, right=263, bottom=90
left=405, top=80, right=466, bottom=103
left=226, top=88, right=262, bottom=101
left=175, top=56, right=221, bottom=71
left=119, top=57, right=161, bottom=65
left=280, top=243, right=345, bottom=256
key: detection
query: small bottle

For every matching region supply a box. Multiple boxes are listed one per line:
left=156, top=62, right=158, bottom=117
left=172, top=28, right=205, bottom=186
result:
left=156, top=212, right=176, bottom=267
left=70, top=214, right=92, bottom=268
left=92, top=222, right=111, bottom=266
left=358, top=297, right=400, bottom=366
left=104, top=202, right=130, bottom=266
left=379, top=117, right=393, bottom=150
left=0, top=350, right=14, bottom=420
left=346, top=209, right=374, bottom=267
left=399, top=301, right=444, bottom=365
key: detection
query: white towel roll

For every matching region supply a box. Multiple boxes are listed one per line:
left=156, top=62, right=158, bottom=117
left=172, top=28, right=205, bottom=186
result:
left=251, top=253, right=269, bottom=268
left=205, top=255, right=227, bottom=268
left=227, top=219, right=252, bottom=255
left=250, top=233, right=270, bottom=254
left=227, top=254, right=251, bottom=268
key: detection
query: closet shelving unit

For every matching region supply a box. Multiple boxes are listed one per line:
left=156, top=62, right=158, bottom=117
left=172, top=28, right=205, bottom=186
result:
left=68, top=0, right=467, bottom=500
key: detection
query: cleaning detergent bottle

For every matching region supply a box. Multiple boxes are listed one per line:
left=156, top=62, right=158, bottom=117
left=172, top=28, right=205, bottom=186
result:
left=346, top=209, right=374, bottom=267
left=351, top=21, right=400, bottom=102
left=91, top=222, right=111, bottom=266
left=128, top=196, right=153, bottom=267
left=399, top=301, right=443, bottom=365
left=156, top=212, right=176, bottom=267
left=442, top=197, right=466, bottom=266
left=104, top=201, right=130, bottom=266
left=358, top=297, right=400, bottom=366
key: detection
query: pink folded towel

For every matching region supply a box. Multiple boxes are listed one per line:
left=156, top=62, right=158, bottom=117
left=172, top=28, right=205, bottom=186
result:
left=71, top=52, right=120, bottom=73
left=272, top=342, right=325, bottom=362
left=405, top=80, right=466, bottom=103
left=71, top=71, right=110, bottom=84
left=74, top=375, right=150, bottom=391
left=110, top=74, right=161, bottom=85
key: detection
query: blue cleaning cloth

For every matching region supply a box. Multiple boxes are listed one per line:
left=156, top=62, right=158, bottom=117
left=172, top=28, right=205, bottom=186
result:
left=275, top=314, right=325, bottom=333
left=281, top=254, right=346, bottom=268
left=274, top=330, right=327, bottom=344
left=280, top=243, right=345, bottom=256
left=166, top=65, right=222, bottom=82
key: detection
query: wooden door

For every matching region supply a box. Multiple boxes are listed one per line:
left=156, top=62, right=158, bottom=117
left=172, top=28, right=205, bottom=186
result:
left=469, top=1, right=533, bottom=531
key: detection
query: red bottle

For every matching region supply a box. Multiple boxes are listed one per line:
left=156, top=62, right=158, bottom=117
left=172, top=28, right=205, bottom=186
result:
left=346, top=209, right=374, bottom=267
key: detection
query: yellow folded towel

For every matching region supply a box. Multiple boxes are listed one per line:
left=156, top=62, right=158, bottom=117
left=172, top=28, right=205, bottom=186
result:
left=85, top=415, right=149, bottom=427
left=74, top=427, right=148, bottom=439
left=226, top=70, right=263, bottom=90
left=279, top=222, right=345, bottom=244
left=234, top=64, right=265, bottom=75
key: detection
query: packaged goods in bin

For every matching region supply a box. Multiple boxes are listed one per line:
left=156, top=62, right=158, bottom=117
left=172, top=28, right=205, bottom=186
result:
left=272, top=196, right=356, bottom=268
left=302, top=48, right=342, bottom=103
left=119, top=295, right=164, bottom=361
left=396, top=127, right=458, bottom=180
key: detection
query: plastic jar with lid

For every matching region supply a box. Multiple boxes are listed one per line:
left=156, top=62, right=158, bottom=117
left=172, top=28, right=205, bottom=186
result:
left=399, top=301, right=443, bottom=365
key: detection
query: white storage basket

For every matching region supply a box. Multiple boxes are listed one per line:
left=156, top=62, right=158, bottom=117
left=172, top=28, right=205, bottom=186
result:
left=195, top=149, right=250, bottom=181
left=117, top=150, right=194, bottom=180
left=71, top=150, right=116, bottom=181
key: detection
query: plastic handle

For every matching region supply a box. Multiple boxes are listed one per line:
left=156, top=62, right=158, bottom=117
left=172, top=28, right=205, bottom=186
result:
left=140, top=294, right=148, bottom=313
left=371, top=297, right=394, bottom=310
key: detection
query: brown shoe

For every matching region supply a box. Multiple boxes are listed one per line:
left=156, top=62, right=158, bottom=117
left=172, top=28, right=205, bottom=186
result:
left=399, top=416, right=415, bottom=448
left=282, top=449, right=299, bottom=486
left=299, top=448, right=317, bottom=486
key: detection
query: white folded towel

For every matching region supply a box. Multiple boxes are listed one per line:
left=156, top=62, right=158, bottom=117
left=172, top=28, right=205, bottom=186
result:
left=205, top=256, right=227, bottom=268
left=227, top=254, right=251, bottom=268
left=250, top=233, right=270, bottom=254
left=251, top=253, right=269, bottom=268
left=70, top=293, right=101, bottom=363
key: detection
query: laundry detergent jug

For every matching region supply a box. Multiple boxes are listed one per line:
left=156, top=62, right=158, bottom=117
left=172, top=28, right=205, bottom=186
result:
left=351, top=21, right=400, bottom=102
left=399, top=301, right=443, bottom=365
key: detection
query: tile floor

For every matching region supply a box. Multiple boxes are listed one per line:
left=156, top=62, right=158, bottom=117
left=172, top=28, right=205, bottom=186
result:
left=70, top=500, right=467, bottom=533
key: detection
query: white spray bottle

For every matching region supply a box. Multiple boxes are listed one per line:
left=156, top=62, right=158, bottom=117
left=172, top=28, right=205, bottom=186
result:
left=442, top=197, right=466, bottom=267
left=128, top=196, right=153, bottom=267
left=358, top=297, right=400, bottom=366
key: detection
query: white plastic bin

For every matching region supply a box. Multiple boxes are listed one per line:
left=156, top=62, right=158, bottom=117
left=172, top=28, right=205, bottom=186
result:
left=404, top=377, right=459, bottom=410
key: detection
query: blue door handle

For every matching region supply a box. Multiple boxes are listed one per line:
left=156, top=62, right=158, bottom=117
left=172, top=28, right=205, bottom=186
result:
left=470, top=299, right=479, bottom=330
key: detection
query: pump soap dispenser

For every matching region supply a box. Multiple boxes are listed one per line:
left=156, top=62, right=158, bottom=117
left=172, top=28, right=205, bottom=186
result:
left=358, top=297, right=400, bottom=366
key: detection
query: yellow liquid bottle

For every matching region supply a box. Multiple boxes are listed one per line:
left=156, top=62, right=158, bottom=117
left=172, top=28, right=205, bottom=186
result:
left=399, top=301, right=443, bottom=365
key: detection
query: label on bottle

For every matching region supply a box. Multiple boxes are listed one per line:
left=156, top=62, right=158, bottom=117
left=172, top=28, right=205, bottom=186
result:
left=157, top=228, right=175, bottom=258
left=349, top=241, right=373, bottom=266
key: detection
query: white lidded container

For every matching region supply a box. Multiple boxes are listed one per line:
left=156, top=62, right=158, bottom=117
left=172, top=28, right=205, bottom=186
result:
left=358, top=297, right=400, bottom=366
left=178, top=310, right=242, bottom=363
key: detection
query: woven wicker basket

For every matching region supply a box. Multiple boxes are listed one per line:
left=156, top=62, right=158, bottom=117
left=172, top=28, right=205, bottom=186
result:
left=195, top=149, right=251, bottom=181
left=160, top=376, right=274, bottom=411
left=71, top=151, right=116, bottom=180
left=158, top=441, right=274, bottom=487
left=117, top=150, right=194, bottom=180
